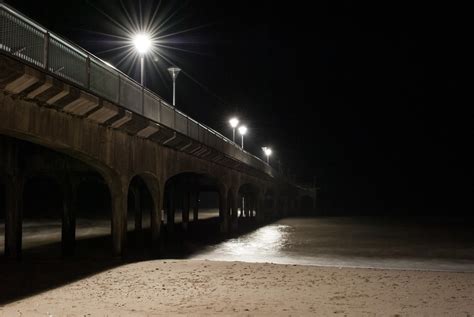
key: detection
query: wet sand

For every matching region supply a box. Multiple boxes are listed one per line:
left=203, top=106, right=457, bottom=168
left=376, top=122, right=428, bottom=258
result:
left=1, top=259, right=473, bottom=316
left=191, top=217, right=474, bottom=272
left=1, top=216, right=473, bottom=315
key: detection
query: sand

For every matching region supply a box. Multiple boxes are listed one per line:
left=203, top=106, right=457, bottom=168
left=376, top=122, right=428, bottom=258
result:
left=1, top=260, right=473, bottom=316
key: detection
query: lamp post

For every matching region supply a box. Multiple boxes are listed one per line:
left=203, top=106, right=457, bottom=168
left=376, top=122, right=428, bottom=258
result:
left=132, top=33, right=152, bottom=86
left=168, top=67, right=181, bottom=106
left=229, top=117, right=239, bottom=143
left=262, top=147, right=272, bottom=164
left=238, top=126, right=247, bottom=149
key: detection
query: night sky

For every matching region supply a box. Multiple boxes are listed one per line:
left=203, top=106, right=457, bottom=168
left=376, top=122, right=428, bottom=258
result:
left=6, top=0, right=472, bottom=215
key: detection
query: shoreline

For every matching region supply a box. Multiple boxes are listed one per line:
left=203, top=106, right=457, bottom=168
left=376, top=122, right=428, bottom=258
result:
left=1, top=259, right=473, bottom=316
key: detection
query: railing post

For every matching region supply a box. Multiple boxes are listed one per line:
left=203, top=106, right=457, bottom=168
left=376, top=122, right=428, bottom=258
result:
left=43, top=32, right=49, bottom=70
left=86, top=55, right=91, bottom=89
left=117, top=74, right=121, bottom=105
left=141, top=87, right=145, bottom=115
left=159, top=100, right=163, bottom=124
left=173, top=108, right=176, bottom=129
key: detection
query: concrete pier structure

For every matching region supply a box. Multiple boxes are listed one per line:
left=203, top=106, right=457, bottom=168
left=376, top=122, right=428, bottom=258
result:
left=0, top=2, right=316, bottom=259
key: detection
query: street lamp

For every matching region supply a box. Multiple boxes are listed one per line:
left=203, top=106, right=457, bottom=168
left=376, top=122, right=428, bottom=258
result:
left=262, top=147, right=272, bottom=164
left=132, top=33, right=152, bottom=86
left=238, top=125, right=247, bottom=149
left=168, top=67, right=181, bottom=107
left=229, top=117, right=239, bottom=143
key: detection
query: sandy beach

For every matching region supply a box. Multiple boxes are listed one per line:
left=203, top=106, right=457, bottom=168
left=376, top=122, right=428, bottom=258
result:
left=1, top=259, right=473, bottom=316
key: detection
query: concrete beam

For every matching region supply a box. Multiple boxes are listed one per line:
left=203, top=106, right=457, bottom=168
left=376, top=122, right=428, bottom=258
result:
left=26, top=76, right=53, bottom=99
left=149, top=127, right=174, bottom=144
left=87, top=101, right=119, bottom=124
left=184, top=142, right=202, bottom=154
left=63, top=91, right=99, bottom=116
left=179, top=140, right=194, bottom=151
left=194, top=146, right=210, bottom=157
left=120, top=114, right=149, bottom=135
left=46, top=85, right=70, bottom=105
left=4, top=67, right=40, bottom=94
left=163, top=132, right=177, bottom=145
left=136, top=122, right=160, bottom=138
left=110, top=110, right=132, bottom=128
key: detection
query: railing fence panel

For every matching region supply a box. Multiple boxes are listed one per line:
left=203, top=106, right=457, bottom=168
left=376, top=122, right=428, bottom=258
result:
left=0, top=8, right=45, bottom=67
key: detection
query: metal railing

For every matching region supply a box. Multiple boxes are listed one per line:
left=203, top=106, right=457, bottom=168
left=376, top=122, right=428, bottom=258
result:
left=0, top=3, right=276, bottom=178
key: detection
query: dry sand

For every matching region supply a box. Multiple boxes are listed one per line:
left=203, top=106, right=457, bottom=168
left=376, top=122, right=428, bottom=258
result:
left=1, top=260, right=473, bottom=316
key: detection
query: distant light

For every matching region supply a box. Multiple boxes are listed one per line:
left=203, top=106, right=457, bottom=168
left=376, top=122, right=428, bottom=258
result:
left=262, top=147, right=272, bottom=156
left=133, top=33, right=152, bottom=54
left=229, top=117, right=239, bottom=128
left=168, top=67, right=181, bottom=80
left=238, top=125, right=247, bottom=136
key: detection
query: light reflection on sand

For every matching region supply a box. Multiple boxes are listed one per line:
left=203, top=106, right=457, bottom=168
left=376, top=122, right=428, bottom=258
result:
left=210, top=225, right=290, bottom=258
left=191, top=217, right=474, bottom=272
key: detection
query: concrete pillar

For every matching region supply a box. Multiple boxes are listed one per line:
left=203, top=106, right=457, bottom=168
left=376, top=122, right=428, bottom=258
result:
left=256, top=195, right=264, bottom=223
left=110, top=177, right=128, bottom=257
left=129, top=187, right=144, bottom=248
left=167, top=186, right=176, bottom=233
left=251, top=195, right=256, bottom=218
left=230, top=190, right=238, bottom=232
left=219, top=189, right=228, bottom=234
left=282, top=197, right=288, bottom=217
left=289, top=198, right=295, bottom=216
left=244, top=195, right=250, bottom=218
left=150, top=186, right=162, bottom=256
left=247, top=195, right=253, bottom=218
left=246, top=195, right=252, bottom=218
left=61, top=178, right=77, bottom=256
left=132, top=188, right=142, bottom=232
left=273, top=197, right=279, bottom=219
left=192, top=191, right=199, bottom=222
left=182, top=191, right=190, bottom=231
left=4, top=174, right=23, bottom=259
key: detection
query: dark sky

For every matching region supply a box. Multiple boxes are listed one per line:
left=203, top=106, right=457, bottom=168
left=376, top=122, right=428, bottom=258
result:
left=7, top=0, right=472, bottom=215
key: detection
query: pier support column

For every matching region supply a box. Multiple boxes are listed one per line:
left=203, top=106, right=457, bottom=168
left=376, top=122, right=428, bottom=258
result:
left=61, top=177, right=78, bottom=256
left=219, top=189, right=229, bottom=234
left=244, top=196, right=250, bottom=218
left=110, top=176, right=128, bottom=257
left=273, top=197, right=279, bottom=219
left=247, top=195, right=252, bottom=218
left=150, top=185, right=162, bottom=256
left=5, top=174, right=23, bottom=259
left=230, top=190, right=238, bottom=232
left=256, top=194, right=264, bottom=223
left=192, top=191, right=199, bottom=222
left=282, top=197, right=288, bottom=217
left=167, top=186, right=176, bottom=234
left=251, top=195, right=256, bottom=218
left=131, top=187, right=143, bottom=247
left=182, top=191, right=190, bottom=232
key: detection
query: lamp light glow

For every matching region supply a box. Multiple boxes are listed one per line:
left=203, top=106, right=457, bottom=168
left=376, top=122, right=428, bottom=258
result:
left=238, top=125, right=247, bottom=149
left=229, top=117, right=240, bottom=143
left=229, top=117, right=239, bottom=128
left=262, top=146, right=272, bottom=164
left=238, top=126, right=247, bottom=135
left=132, top=33, right=152, bottom=54
left=263, top=147, right=272, bottom=156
